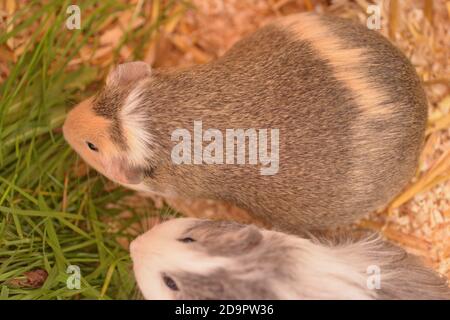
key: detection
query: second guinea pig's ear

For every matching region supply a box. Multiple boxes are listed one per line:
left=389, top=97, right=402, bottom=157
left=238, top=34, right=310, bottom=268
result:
left=103, top=157, right=144, bottom=185
left=106, top=61, right=152, bottom=87
left=214, top=225, right=263, bottom=256
left=235, top=226, right=263, bottom=252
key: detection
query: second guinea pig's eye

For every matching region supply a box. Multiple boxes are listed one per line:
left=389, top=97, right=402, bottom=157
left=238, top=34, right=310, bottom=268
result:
left=162, top=274, right=179, bottom=291
left=178, top=237, right=195, bottom=243
left=86, top=141, right=99, bottom=152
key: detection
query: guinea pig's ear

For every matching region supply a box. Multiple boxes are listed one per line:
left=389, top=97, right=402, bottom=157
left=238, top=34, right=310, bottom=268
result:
left=236, top=226, right=263, bottom=251
left=106, top=61, right=152, bottom=87
left=103, top=157, right=144, bottom=185
left=216, top=225, right=263, bottom=256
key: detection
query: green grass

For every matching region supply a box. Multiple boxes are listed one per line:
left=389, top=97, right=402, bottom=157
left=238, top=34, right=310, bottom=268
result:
left=0, top=0, right=186, bottom=299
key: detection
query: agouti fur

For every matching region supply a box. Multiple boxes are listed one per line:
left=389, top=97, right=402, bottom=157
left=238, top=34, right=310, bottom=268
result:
left=63, top=13, right=427, bottom=232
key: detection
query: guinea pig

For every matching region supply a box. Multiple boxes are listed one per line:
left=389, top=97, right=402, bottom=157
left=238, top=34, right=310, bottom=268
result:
left=130, top=218, right=450, bottom=300
left=63, top=13, right=427, bottom=231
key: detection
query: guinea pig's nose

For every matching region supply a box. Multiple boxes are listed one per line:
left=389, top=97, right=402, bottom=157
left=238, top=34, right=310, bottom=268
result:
left=62, top=122, right=66, bottom=135
left=62, top=120, right=70, bottom=139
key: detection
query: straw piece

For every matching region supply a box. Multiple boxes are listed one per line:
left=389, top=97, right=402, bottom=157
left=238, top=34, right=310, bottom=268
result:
left=390, top=149, right=450, bottom=209
left=388, top=0, right=398, bottom=39
left=424, top=0, right=433, bottom=26
left=359, top=219, right=431, bottom=254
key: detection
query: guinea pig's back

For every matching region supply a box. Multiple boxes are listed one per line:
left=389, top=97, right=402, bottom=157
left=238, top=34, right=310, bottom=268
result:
left=311, top=14, right=428, bottom=225
left=154, top=13, right=427, bottom=230
left=221, top=14, right=425, bottom=229
left=313, top=13, right=427, bottom=212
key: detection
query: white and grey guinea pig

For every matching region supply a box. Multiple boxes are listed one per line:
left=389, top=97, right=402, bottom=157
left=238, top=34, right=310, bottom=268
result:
left=63, top=13, right=427, bottom=232
left=130, top=218, right=450, bottom=300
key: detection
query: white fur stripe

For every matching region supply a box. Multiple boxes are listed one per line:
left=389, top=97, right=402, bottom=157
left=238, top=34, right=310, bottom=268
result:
left=280, top=14, right=393, bottom=117
left=121, top=84, right=154, bottom=167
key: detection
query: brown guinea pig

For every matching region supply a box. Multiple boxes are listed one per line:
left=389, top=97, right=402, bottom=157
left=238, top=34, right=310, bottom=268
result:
left=63, top=13, right=427, bottom=231
left=130, top=218, right=450, bottom=300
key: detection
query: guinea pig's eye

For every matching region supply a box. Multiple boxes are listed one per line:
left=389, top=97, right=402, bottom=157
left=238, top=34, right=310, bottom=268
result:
left=178, top=237, right=195, bottom=243
left=162, top=274, right=179, bottom=291
left=86, top=141, right=99, bottom=152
